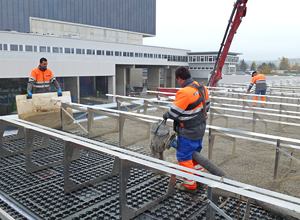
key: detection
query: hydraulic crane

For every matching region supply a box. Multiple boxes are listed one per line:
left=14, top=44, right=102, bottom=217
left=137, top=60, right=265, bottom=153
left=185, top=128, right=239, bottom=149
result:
left=207, top=0, right=248, bottom=87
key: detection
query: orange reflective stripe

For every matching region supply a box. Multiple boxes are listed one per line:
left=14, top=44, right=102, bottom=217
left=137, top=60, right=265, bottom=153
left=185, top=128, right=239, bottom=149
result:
left=178, top=160, right=196, bottom=189
left=173, top=82, right=209, bottom=111
left=251, top=74, right=266, bottom=83
left=30, top=67, right=54, bottom=83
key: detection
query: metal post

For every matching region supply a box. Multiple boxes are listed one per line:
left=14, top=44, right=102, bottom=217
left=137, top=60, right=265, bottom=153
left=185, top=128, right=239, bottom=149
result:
left=206, top=187, right=219, bottom=220
left=274, top=139, right=281, bottom=180
left=252, top=113, right=256, bottom=133
left=279, top=104, right=282, bottom=130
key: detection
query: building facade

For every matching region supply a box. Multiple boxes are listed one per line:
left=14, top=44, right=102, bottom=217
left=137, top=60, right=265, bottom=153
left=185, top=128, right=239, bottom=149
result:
left=187, top=52, right=241, bottom=84
left=0, top=0, right=240, bottom=115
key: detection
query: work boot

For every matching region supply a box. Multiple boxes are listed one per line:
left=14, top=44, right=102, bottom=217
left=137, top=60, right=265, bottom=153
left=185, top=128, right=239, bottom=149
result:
left=176, top=183, right=197, bottom=193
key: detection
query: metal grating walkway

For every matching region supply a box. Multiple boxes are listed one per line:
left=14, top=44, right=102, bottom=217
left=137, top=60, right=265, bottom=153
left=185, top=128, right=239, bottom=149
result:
left=0, top=134, right=284, bottom=220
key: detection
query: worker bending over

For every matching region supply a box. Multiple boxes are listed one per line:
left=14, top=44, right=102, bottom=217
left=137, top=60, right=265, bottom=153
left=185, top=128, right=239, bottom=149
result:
left=247, top=71, right=267, bottom=107
left=163, top=66, right=210, bottom=193
left=27, top=57, right=62, bottom=98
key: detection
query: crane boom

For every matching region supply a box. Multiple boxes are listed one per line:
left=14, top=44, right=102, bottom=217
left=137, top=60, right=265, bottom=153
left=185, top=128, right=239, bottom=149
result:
left=207, top=0, right=248, bottom=87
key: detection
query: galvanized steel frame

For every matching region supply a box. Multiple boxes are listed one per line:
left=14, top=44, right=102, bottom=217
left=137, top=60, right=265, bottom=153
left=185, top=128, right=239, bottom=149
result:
left=2, top=117, right=300, bottom=217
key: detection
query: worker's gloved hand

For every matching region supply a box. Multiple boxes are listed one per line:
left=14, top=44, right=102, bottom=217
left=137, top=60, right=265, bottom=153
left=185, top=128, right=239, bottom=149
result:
left=27, top=91, right=32, bottom=98
left=57, top=89, right=62, bottom=96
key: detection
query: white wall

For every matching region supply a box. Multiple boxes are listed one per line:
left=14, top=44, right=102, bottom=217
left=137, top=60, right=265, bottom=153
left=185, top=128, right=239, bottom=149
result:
left=30, top=17, right=145, bottom=45
left=0, top=58, right=115, bottom=78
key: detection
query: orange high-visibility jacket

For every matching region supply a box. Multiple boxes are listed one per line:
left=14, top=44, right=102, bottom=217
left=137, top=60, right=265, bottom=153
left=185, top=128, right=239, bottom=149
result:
left=248, top=74, right=267, bottom=91
left=27, top=67, right=60, bottom=93
left=164, top=80, right=210, bottom=140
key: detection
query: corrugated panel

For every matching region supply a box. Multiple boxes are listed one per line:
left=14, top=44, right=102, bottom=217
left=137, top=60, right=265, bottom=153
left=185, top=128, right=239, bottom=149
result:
left=23, top=0, right=30, bottom=32
left=0, top=0, right=156, bottom=35
left=7, top=0, right=13, bottom=31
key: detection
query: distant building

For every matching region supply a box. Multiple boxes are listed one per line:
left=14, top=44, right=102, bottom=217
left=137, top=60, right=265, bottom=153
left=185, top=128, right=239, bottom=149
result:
left=187, top=52, right=241, bottom=83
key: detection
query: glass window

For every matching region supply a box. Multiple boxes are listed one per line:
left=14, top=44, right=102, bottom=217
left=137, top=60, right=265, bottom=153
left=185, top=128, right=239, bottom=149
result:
left=19, top=45, right=23, bottom=51
left=39, top=46, right=46, bottom=52
left=0, top=44, right=2, bottom=50
left=65, top=48, right=71, bottom=53
left=76, top=48, right=82, bottom=54
left=205, top=56, right=208, bottom=62
left=134, top=53, right=138, bottom=57
left=115, top=51, right=120, bottom=56
left=106, top=50, right=111, bottom=56
left=97, top=50, right=102, bottom=55
left=130, top=52, right=133, bottom=57
left=53, top=47, right=59, bottom=53
left=144, top=53, right=147, bottom=58
left=139, top=53, right=143, bottom=57
left=47, top=46, right=51, bottom=53
left=149, top=53, right=153, bottom=58
left=10, top=44, right=18, bottom=51
left=200, top=56, right=204, bottom=62
left=123, top=52, right=127, bottom=57
left=87, top=49, right=94, bottom=55
left=208, top=56, right=213, bottom=62
left=3, top=44, right=7, bottom=50
left=158, top=54, right=161, bottom=59
left=34, top=46, right=37, bottom=52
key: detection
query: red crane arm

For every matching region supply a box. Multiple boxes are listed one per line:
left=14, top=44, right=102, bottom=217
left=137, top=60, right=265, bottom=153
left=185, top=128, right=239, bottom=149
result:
left=207, top=0, right=248, bottom=87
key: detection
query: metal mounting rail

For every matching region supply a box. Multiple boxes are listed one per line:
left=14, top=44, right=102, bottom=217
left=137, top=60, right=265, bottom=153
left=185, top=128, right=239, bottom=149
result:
left=104, top=94, right=300, bottom=183
left=1, top=117, right=300, bottom=216
left=213, top=102, right=300, bottom=117
left=210, top=90, right=300, bottom=102
left=215, top=84, right=300, bottom=92
left=107, top=94, right=300, bottom=132
left=211, top=96, right=300, bottom=108
left=146, top=90, right=300, bottom=108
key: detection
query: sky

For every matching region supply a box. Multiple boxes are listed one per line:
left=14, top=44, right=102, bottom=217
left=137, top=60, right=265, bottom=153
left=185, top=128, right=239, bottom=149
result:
left=143, top=0, right=300, bottom=61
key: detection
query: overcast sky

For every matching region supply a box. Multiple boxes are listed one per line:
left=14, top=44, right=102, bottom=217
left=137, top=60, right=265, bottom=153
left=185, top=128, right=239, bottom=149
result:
left=143, top=0, right=300, bottom=61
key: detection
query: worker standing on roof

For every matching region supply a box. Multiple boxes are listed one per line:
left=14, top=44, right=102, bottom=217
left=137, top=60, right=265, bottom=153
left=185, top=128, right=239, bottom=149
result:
left=247, top=71, right=267, bottom=107
left=27, top=57, right=62, bottom=98
left=163, top=66, right=210, bottom=193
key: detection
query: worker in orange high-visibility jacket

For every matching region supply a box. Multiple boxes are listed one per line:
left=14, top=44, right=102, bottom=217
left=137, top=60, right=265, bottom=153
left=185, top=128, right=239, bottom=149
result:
left=163, top=66, right=210, bottom=193
left=27, top=57, right=62, bottom=98
left=247, top=71, right=267, bottom=107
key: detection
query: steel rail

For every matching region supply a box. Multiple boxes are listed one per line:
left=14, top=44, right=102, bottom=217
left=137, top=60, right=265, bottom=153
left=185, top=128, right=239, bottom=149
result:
left=2, top=116, right=300, bottom=212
